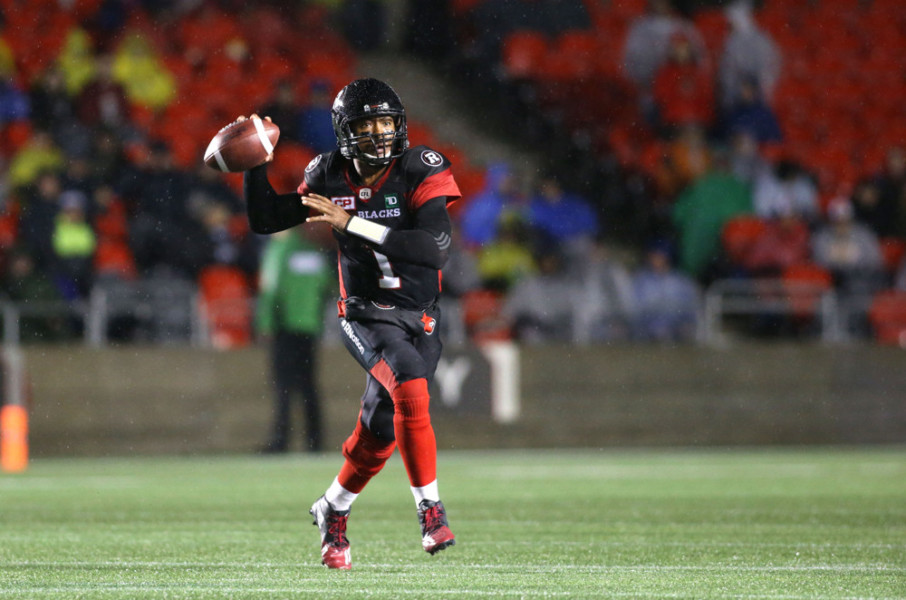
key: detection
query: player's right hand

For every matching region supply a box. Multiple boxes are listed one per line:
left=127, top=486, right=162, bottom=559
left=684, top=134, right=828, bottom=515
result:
left=235, top=114, right=275, bottom=164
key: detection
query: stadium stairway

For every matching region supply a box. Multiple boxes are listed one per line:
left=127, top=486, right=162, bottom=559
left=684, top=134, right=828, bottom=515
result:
left=355, top=51, right=540, bottom=178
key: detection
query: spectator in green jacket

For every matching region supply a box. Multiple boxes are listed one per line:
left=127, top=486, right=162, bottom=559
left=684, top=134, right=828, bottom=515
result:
left=256, top=226, right=333, bottom=453
left=672, top=162, right=752, bottom=281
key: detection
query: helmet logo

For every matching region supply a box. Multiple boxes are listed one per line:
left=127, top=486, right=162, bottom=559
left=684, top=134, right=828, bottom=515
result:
left=420, top=150, right=443, bottom=167
left=363, top=102, right=390, bottom=113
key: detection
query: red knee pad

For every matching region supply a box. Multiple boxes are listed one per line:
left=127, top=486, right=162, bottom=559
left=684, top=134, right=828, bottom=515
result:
left=339, top=418, right=396, bottom=493
left=393, top=378, right=431, bottom=418
left=392, top=378, right=437, bottom=487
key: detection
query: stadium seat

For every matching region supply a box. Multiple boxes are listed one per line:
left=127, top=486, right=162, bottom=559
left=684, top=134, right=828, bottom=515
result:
left=607, top=0, right=648, bottom=20
left=0, top=204, right=20, bottom=249
left=868, top=290, right=906, bottom=346
left=880, top=237, right=906, bottom=275
left=536, top=31, right=599, bottom=84
left=405, top=120, right=439, bottom=148
left=198, top=265, right=253, bottom=349
left=721, top=215, right=767, bottom=267
left=94, top=199, right=129, bottom=241
left=269, top=142, right=315, bottom=193
left=93, top=239, right=138, bottom=281
left=1, top=120, right=32, bottom=155
left=500, top=30, right=549, bottom=80
left=460, top=289, right=511, bottom=342
left=782, top=262, right=834, bottom=319
left=451, top=0, right=486, bottom=14
left=693, top=8, right=728, bottom=60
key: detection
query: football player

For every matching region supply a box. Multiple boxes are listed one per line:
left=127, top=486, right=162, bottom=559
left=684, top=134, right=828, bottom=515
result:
left=242, top=78, right=460, bottom=570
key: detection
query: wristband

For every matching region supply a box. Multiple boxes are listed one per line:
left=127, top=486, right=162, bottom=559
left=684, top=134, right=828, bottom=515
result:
left=345, top=216, right=390, bottom=245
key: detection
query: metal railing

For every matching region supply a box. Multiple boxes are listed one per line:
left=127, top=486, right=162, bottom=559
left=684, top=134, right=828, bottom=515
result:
left=0, top=278, right=874, bottom=348
left=1, top=280, right=208, bottom=347
left=702, top=279, right=846, bottom=346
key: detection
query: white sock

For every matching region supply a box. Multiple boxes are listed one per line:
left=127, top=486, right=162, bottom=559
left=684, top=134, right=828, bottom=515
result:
left=410, top=479, right=440, bottom=507
left=325, top=477, right=358, bottom=512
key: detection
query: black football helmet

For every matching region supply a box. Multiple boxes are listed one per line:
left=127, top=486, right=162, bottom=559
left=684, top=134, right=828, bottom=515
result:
left=331, top=78, right=409, bottom=166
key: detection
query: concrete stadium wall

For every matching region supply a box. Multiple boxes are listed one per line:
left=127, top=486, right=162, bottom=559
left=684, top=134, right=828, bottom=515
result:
left=19, top=343, right=906, bottom=458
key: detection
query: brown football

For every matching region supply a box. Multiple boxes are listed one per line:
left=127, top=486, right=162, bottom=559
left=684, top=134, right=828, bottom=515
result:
left=203, top=116, right=280, bottom=172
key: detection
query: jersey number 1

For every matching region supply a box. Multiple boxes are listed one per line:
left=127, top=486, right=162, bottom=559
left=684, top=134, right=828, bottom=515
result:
left=372, top=250, right=401, bottom=289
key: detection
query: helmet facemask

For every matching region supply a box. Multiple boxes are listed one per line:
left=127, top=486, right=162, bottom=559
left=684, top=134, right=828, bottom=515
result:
left=340, top=114, right=408, bottom=166
left=332, top=79, right=409, bottom=166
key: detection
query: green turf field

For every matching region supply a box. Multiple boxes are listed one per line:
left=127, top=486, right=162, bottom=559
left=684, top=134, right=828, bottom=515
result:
left=0, top=448, right=903, bottom=599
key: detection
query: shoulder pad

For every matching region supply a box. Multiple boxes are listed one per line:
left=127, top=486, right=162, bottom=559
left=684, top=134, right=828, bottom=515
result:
left=400, top=145, right=452, bottom=176
left=400, top=146, right=461, bottom=208
left=301, top=150, right=343, bottom=193
left=303, top=151, right=337, bottom=179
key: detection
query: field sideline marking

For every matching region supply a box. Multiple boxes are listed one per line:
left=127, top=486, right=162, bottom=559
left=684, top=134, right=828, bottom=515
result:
left=0, top=588, right=901, bottom=600
left=3, top=561, right=904, bottom=572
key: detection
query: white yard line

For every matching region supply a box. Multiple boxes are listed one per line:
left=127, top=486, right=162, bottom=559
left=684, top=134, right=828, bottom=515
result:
left=3, top=560, right=904, bottom=572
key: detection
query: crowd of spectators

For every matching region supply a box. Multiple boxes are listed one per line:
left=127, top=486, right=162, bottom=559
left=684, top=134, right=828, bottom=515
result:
left=449, top=165, right=700, bottom=344
left=444, top=0, right=906, bottom=343
left=0, top=0, right=357, bottom=342
left=2, top=0, right=906, bottom=346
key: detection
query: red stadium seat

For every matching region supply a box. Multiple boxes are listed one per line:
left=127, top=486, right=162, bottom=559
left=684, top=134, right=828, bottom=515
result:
left=500, top=30, right=549, bottom=80
left=451, top=0, right=486, bottom=15
left=880, top=237, right=906, bottom=275
left=94, top=239, right=138, bottom=280
left=868, top=290, right=906, bottom=346
left=460, top=289, right=511, bottom=342
left=721, top=215, right=767, bottom=266
left=269, top=142, right=316, bottom=193
left=608, top=0, right=648, bottom=20
left=198, top=265, right=253, bottom=349
left=0, top=204, right=19, bottom=249
left=693, top=8, right=729, bottom=60
left=1, top=120, right=32, bottom=155
left=405, top=120, right=438, bottom=148
left=782, top=262, right=834, bottom=319
left=94, top=199, right=129, bottom=241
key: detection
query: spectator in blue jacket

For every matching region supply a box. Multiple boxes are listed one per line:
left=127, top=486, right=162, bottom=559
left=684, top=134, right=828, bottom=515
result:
left=459, top=162, right=523, bottom=247
left=526, top=175, right=599, bottom=254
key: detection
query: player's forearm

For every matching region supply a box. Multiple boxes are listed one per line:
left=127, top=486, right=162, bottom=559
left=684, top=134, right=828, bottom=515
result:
left=377, top=228, right=451, bottom=269
left=343, top=197, right=452, bottom=269
left=244, top=165, right=308, bottom=233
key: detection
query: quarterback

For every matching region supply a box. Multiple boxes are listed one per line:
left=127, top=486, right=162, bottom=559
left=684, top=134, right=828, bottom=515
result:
left=242, top=78, right=460, bottom=569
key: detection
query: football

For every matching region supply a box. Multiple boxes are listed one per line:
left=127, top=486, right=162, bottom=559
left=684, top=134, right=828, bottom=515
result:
left=203, top=115, right=280, bottom=172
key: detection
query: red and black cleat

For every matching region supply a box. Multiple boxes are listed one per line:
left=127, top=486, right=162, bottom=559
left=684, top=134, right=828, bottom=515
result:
left=310, top=496, right=352, bottom=570
left=418, top=500, right=456, bottom=555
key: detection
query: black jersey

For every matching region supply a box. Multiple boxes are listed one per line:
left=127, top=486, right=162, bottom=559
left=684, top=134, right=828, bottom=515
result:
left=299, top=146, right=461, bottom=310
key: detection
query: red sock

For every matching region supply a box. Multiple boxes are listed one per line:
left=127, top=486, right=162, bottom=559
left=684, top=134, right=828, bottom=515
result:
left=392, top=378, right=437, bottom=487
left=337, top=416, right=396, bottom=493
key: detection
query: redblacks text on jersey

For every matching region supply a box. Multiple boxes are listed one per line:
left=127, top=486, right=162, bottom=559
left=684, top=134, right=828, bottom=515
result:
left=299, top=145, right=461, bottom=310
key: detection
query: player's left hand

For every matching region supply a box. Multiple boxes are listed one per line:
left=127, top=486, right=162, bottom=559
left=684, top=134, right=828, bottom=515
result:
left=302, top=193, right=351, bottom=232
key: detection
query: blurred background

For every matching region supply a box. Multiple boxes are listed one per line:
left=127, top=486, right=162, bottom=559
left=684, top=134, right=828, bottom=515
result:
left=0, top=0, right=904, bottom=459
